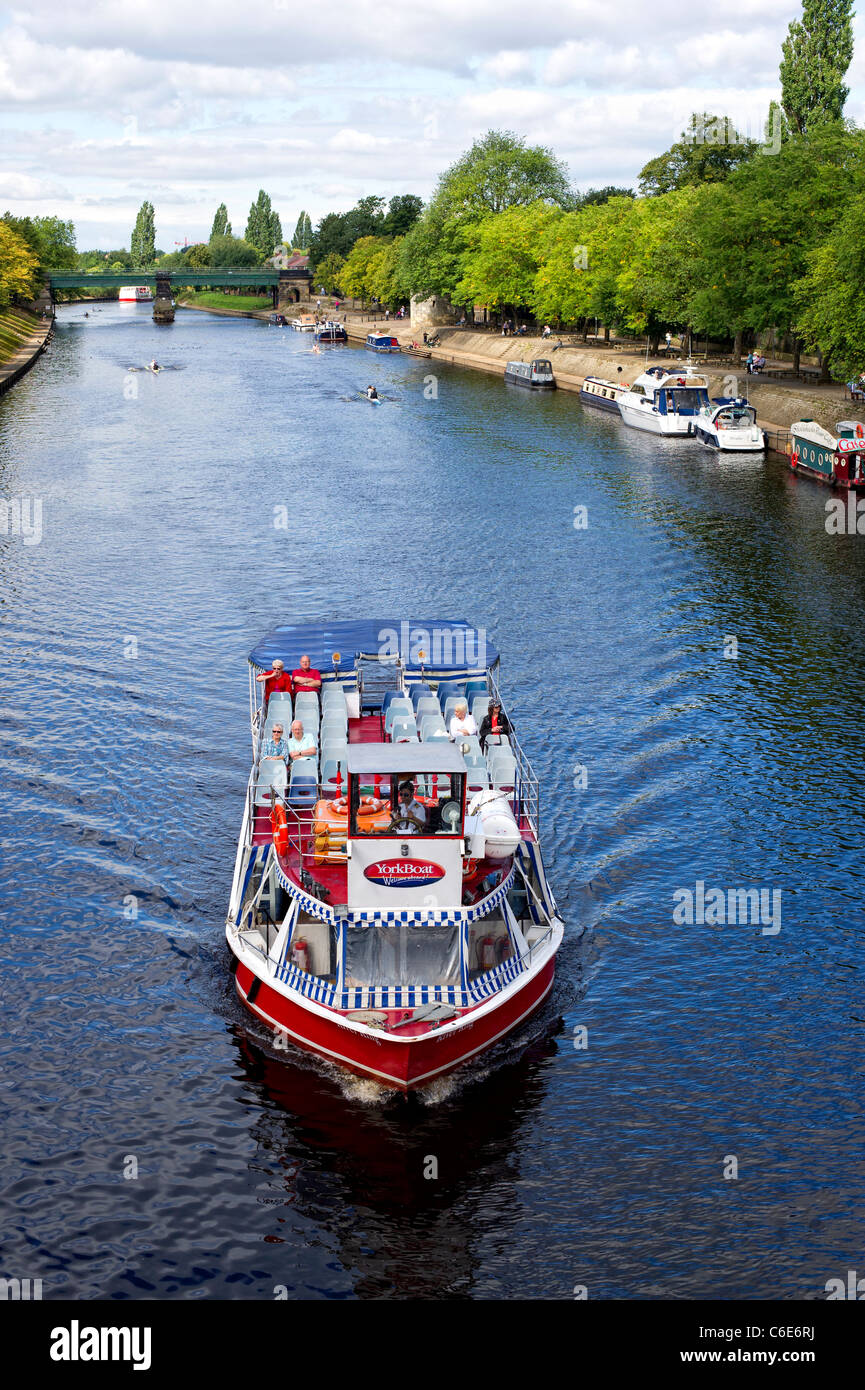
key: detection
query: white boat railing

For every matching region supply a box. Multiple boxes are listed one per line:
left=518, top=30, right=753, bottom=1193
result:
left=486, top=669, right=541, bottom=836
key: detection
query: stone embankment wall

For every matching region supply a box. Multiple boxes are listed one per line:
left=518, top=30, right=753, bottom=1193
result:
left=0, top=310, right=53, bottom=396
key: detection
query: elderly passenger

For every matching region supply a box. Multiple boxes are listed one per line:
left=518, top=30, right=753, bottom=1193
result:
left=287, top=719, right=317, bottom=762
left=449, top=699, right=478, bottom=742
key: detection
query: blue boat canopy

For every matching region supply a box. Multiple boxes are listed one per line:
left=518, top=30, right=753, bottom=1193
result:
left=248, top=618, right=497, bottom=680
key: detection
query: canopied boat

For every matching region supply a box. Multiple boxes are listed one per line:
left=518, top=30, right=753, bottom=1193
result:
left=226, top=619, right=563, bottom=1092
left=692, top=397, right=766, bottom=452
left=503, top=359, right=556, bottom=390
left=790, top=419, right=865, bottom=488
left=292, top=314, right=317, bottom=331
left=366, top=332, right=400, bottom=353
left=314, top=321, right=348, bottom=342
left=580, top=375, right=629, bottom=412
left=617, top=363, right=710, bottom=435
left=118, top=286, right=153, bottom=302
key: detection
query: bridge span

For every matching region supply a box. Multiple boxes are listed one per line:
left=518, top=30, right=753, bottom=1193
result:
left=44, top=267, right=312, bottom=322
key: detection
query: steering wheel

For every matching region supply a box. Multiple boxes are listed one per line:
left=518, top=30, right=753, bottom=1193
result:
left=389, top=814, right=426, bottom=833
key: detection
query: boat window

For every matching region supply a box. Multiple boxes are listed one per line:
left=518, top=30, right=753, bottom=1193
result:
left=350, top=772, right=465, bottom=836
left=344, top=922, right=461, bottom=987
left=659, top=387, right=707, bottom=414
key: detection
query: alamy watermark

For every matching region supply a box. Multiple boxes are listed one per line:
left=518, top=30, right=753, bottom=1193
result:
left=682, top=111, right=783, bottom=157
left=673, top=879, right=781, bottom=935
left=0, top=496, right=42, bottom=545
left=377, top=621, right=487, bottom=668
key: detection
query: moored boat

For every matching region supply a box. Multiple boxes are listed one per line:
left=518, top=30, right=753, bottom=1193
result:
left=692, top=397, right=766, bottom=452
left=226, top=619, right=563, bottom=1092
left=292, top=314, right=317, bottom=331
left=118, top=286, right=153, bottom=303
left=314, top=321, right=348, bottom=343
left=503, top=358, right=556, bottom=390
left=617, top=363, right=710, bottom=435
left=580, top=375, right=629, bottom=412
left=366, top=332, right=400, bottom=353
left=790, top=419, right=865, bottom=487
left=268, top=312, right=288, bottom=326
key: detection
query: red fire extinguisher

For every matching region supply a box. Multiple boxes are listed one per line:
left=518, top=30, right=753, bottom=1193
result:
left=291, top=938, right=309, bottom=971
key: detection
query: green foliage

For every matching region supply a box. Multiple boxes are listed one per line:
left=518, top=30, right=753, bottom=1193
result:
left=186, top=243, right=211, bottom=268
left=208, top=234, right=262, bottom=267
left=0, top=220, right=40, bottom=305
left=130, top=201, right=156, bottom=267
left=578, top=186, right=636, bottom=207
left=382, top=194, right=423, bottom=236
left=245, top=190, right=282, bottom=255
left=1, top=213, right=77, bottom=270
left=532, top=197, right=635, bottom=327
left=292, top=210, right=313, bottom=249
left=397, top=209, right=466, bottom=302
left=780, top=0, right=854, bottom=134
left=457, top=202, right=561, bottom=312
left=314, top=251, right=345, bottom=295
left=339, top=236, right=407, bottom=304
left=794, top=142, right=865, bottom=375
left=433, top=129, right=573, bottom=219
left=638, top=114, right=758, bottom=195
left=210, top=203, right=231, bottom=240
left=310, top=196, right=387, bottom=262
left=77, top=248, right=132, bottom=271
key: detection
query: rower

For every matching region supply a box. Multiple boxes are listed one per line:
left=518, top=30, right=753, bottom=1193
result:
left=149, top=359, right=159, bottom=372
left=367, top=385, right=378, bottom=400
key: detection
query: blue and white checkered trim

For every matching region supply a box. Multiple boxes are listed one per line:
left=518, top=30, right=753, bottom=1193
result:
left=274, top=860, right=514, bottom=928
left=467, top=949, right=525, bottom=1002
left=341, top=982, right=465, bottom=1010
left=277, top=958, right=338, bottom=1005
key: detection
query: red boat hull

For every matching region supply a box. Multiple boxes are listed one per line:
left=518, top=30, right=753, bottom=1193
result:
left=233, top=958, right=556, bottom=1090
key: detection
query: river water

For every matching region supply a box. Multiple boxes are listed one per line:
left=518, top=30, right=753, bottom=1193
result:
left=1, top=302, right=863, bottom=1301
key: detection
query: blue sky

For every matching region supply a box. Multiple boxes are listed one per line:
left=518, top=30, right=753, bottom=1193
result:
left=1, top=1, right=864, bottom=249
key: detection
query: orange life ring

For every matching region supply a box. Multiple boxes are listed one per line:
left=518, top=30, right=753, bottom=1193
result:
left=271, top=804, right=289, bottom=856
left=790, top=450, right=799, bottom=470
left=331, top=795, right=388, bottom=817
left=856, top=423, right=864, bottom=438
left=332, top=796, right=348, bottom=815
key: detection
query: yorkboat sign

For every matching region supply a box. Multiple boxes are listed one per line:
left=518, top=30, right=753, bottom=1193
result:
left=364, top=858, right=446, bottom=888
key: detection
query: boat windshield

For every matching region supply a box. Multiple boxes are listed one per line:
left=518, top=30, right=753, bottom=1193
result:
left=350, top=771, right=465, bottom=836
left=344, top=921, right=461, bottom=988
left=657, top=387, right=708, bottom=415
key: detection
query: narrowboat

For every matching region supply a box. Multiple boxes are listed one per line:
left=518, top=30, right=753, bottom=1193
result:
left=366, top=332, right=400, bottom=353
left=226, top=619, right=563, bottom=1093
left=692, top=398, right=766, bottom=452
left=268, top=312, right=288, bottom=326
left=503, top=359, right=556, bottom=390
left=118, top=286, right=153, bottom=303
left=790, top=419, right=865, bottom=487
left=580, top=375, right=629, bottom=412
left=617, top=363, right=710, bottom=436
left=314, top=321, right=348, bottom=343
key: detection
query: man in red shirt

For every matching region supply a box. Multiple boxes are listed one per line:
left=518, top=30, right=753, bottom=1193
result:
left=256, top=659, right=292, bottom=708
left=292, top=653, right=322, bottom=696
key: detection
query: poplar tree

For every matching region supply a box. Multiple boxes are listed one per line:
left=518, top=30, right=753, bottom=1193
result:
left=245, top=191, right=282, bottom=255
left=130, top=201, right=156, bottom=267
left=780, top=0, right=854, bottom=134
left=210, top=203, right=231, bottom=240
left=292, top=210, right=313, bottom=250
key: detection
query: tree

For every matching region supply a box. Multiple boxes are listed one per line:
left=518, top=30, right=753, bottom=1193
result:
left=246, top=190, right=282, bottom=255
left=578, top=186, right=636, bottom=206
left=397, top=207, right=466, bottom=302
left=315, top=251, right=345, bottom=295
left=208, top=234, right=262, bottom=267
left=1, top=213, right=76, bottom=269
left=309, top=196, right=388, bottom=262
left=780, top=0, right=854, bottom=135
left=382, top=194, right=423, bottom=236
left=0, top=220, right=40, bottom=305
left=457, top=202, right=561, bottom=315
left=130, top=201, right=156, bottom=267
left=210, top=203, right=231, bottom=240
left=433, top=130, right=573, bottom=219
left=292, top=210, right=313, bottom=250
left=638, top=114, right=757, bottom=195
left=340, top=236, right=386, bottom=301
left=532, top=197, right=635, bottom=332
left=186, top=242, right=211, bottom=268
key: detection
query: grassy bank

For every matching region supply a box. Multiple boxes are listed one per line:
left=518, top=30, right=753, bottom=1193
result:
left=179, top=291, right=272, bottom=313
left=0, top=307, right=39, bottom=365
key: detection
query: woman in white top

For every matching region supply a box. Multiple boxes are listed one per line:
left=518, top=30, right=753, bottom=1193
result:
left=449, top=699, right=478, bottom=741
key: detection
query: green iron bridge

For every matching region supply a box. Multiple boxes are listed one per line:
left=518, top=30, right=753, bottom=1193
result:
left=44, top=266, right=312, bottom=321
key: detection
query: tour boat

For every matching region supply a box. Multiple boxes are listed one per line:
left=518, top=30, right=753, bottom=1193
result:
left=226, top=619, right=564, bottom=1093
left=580, top=375, right=629, bottom=413
left=790, top=419, right=865, bottom=487
left=503, top=358, right=556, bottom=390
left=118, top=286, right=153, bottom=303
left=314, top=321, right=348, bottom=343
left=692, top=397, right=766, bottom=452
left=365, top=332, right=400, bottom=353
left=617, top=363, right=710, bottom=435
